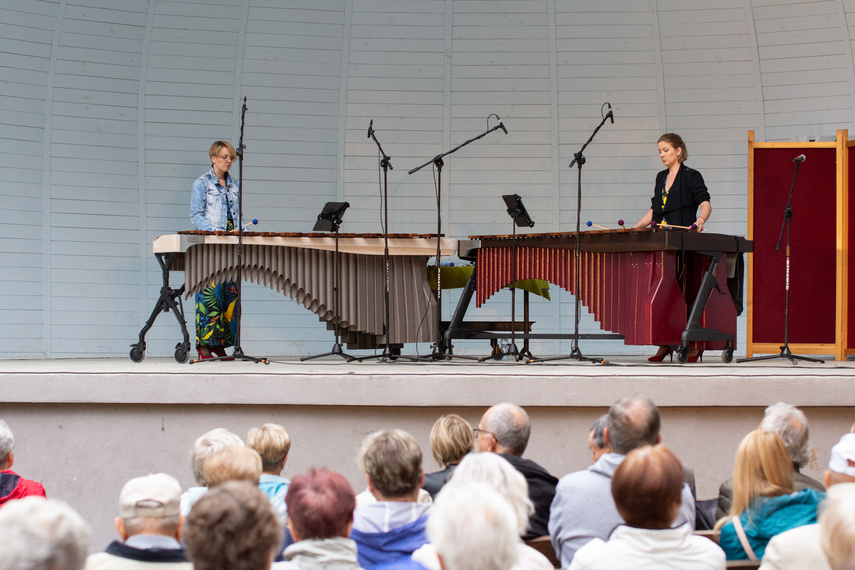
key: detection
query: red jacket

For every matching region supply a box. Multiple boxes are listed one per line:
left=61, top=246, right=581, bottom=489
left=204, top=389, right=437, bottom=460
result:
left=0, top=470, right=46, bottom=506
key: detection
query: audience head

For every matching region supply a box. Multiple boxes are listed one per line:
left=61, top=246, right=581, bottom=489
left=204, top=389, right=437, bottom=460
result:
left=115, top=473, right=183, bottom=541
left=285, top=468, right=356, bottom=541
left=606, top=394, right=661, bottom=455
left=826, top=433, right=855, bottom=487
left=358, top=429, right=423, bottom=501
left=203, top=446, right=263, bottom=488
left=820, top=483, right=855, bottom=570
left=428, top=482, right=518, bottom=570
left=729, top=430, right=794, bottom=517
left=612, top=445, right=684, bottom=530
left=760, top=402, right=811, bottom=468
left=246, top=423, right=291, bottom=474
left=447, top=451, right=533, bottom=536
left=429, top=414, right=475, bottom=468
left=189, top=428, right=245, bottom=486
left=588, top=414, right=610, bottom=463
left=184, top=481, right=282, bottom=570
left=477, top=402, right=530, bottom=456
left=0, top=419, right=14, bottom=469
left=0, top=496, right=90, bottom=570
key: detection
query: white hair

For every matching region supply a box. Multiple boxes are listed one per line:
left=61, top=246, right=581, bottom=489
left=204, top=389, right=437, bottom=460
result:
left=189, top=428, right=244, bottom=486
left=821, top=483, right=855, bottom=570
left=760, top=402, right=810, bottom=467
left=428, top=482, right=518, bottom=570
left=446, top=452, right=533, bottom=536
left=0, top=497, right=90, bottom=570
left=0, top=419, right=13, bottom=465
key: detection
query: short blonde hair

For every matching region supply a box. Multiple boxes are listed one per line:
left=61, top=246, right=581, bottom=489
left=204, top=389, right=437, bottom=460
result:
left=716, top=430, right=793, bottom=530
left=246, top=424, right=291, bottom=472
left=208, top=140, right=236, bottom=161
left=203, top=446, right=262, bottom=488
left=430, top=415, right=474, bottom=468
left=358, top=429, right=422, bottom=499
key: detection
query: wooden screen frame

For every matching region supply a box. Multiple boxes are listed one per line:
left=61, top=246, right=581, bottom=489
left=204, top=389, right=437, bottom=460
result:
left=746, top=130, right=850, bottom=361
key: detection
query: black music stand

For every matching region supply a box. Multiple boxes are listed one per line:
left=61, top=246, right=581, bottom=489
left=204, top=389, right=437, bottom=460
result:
left=530, top=104, right=613, bottom=365
left=479, top=194, right=535, bottom=361
left=737, top=158, right=823, bottom=365
left=191, top=97, right=268, bottom=365
left=409, top=115, right=508, bottom=359
left=302, top=202, right=357, bottom=362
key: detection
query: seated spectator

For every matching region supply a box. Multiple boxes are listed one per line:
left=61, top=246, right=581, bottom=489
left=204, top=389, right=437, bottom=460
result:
left=549, top=394, right=696, bottom=567
left=273, top=468, right=360, bottom=569
left=587, top=415, right=610, bottom=464
left=350, top=429, right=430, bottom=569
left=422, top=415, right=474, bottom=499
left=819, top=482, right=855, bottom=570
left=184, top=481, right=282, bottom=570
left=569, top=444, right=725, bottom=569
left=247, top=424, right=292, bottom=526
left=715, top=430, right=824, bottom=561
left=426, top=482, right=518, bottom=570
left=0, top=419, right=46, bottom=506
left=717, top=403, right=825, bottom=520
left=412, top=452, right=553, bottom=570
left=202, top=446, right=263, bottom=488
left=84, top=473, right=190, bottom=569
left=761, top=432, right=855, bottom=570
left=180, top=428, right=244, bottom=515
left=0, top=496, right=90, bottom=570
left=475, top=403, right=557, bottom=540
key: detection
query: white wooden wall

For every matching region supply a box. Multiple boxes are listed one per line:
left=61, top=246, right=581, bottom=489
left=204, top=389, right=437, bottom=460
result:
left=2, top=0, right=853, bottom=359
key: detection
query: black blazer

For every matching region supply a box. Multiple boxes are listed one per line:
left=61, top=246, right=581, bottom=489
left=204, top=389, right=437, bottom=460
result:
left=651, top=163, right=710, bottom=227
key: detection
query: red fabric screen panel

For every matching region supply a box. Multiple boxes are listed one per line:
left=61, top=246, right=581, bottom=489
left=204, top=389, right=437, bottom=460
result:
left=849, top=146, right=855, bottom=350
left=752, top=148, right=837, bottom=344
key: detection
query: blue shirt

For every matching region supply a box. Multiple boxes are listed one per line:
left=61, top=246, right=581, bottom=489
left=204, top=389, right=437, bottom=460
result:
left=190, top=168, right=241, bottom=231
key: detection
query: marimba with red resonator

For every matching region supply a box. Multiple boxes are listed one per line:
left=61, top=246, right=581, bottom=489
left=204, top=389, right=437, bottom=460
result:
left=451, top=228, right=753, bottom=362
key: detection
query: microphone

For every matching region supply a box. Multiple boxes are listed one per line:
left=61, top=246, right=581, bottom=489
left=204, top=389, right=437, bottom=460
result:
left=793, top=154, right=806, bottom=163
left=367, top=119, right=373, bottom=139
left=497, top=116, right=508, bottom=135
left=606, top=103, right=614, bottom=124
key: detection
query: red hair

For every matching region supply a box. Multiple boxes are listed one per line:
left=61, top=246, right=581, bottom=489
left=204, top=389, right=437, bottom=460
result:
left=285, top=468, right=355, bottom=539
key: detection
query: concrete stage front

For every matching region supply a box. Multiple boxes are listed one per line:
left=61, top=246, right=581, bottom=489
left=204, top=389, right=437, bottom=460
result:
left=1, top=355, right=854, bottom=550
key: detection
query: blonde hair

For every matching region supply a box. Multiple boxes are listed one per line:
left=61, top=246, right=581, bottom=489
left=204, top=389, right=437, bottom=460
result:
left=202, top=446, right=263, bottom=488
left=358, top=429, right=422, bottom=499
left=208, top=140, right=236, bottom=161
left=430, top=414, right=475, bottom=468
left=246, top=423, right=291, bottom=472
left=715, top=430, right=793, bottom=530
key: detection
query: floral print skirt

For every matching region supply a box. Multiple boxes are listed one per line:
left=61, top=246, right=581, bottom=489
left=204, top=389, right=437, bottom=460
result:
left=195, top=280, right=237, bottom=348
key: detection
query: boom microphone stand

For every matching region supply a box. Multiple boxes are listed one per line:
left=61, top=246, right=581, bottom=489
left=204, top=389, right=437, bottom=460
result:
left=531, top=103, right=614, bottom=365
left=738, top=155, right=823, bottom=365
left=409, top=114, right=509, bottom=359
left=192, top=96, right=268, bottom=365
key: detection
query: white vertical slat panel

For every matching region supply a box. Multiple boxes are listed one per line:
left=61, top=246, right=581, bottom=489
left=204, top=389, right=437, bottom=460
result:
left=0, top=0, right=59, bottom=357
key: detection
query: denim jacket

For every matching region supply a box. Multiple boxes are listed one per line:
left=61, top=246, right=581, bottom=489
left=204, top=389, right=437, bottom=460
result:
left=190, top=168, right=241, bottom=231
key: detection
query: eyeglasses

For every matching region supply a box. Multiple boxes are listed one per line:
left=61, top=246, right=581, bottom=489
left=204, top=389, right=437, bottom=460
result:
left=473, top=428, right=495, bottom=438
left=216, top=154, right=235, bottom=162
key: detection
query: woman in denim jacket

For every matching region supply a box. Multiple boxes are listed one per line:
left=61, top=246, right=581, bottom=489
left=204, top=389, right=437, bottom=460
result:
left=189, top=141, right=241, bottom=359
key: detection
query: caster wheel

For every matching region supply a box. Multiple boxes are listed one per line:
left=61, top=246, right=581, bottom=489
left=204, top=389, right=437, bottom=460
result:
left=721, top=348, right=734, bottom=363
left=130, top=346, right=145, bottom=363
left=174, top=345, right=190, bottom=364
left=676, top=347, right=689, bottom=363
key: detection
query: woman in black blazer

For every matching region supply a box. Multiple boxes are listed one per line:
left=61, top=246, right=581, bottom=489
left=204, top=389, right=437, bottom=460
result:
left=634, top=133, right=711, bottom=362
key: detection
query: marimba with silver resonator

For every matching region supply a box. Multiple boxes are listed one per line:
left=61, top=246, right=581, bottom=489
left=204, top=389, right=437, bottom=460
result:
left=131, top=231, right=457, bottom=363
left=453, top=228, right=752, bottom=362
